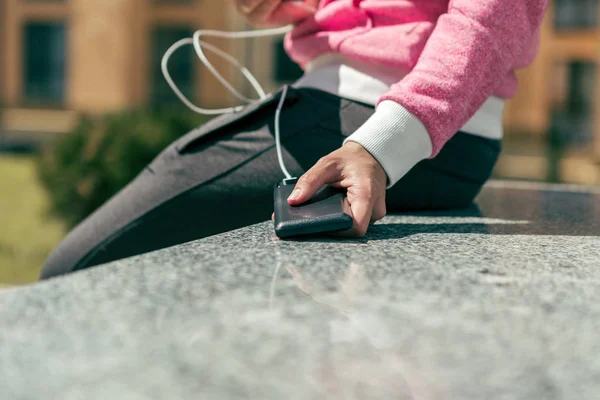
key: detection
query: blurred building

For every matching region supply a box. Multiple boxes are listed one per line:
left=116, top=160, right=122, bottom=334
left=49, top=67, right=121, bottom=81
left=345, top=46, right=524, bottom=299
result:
left=1, top=0, right=599, bottom=184
left=497, top=0, right=600, bottom=184
left=0, top=0, right=251, bottom=142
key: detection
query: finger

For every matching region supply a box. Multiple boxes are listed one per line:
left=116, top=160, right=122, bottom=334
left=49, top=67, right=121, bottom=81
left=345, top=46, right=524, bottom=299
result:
left=305, top=0, right=320, bottom=8
left=288, top=157, right=341, bottom=205
left=342, top=195, right=352, bottom=216
left=348, top=198, right=373, bottom=237
left=271, top=213, right=275, bottom=222
left=246, top=0, right=281, bottom=24
left=268, top=3, right=316, bottom=25
left=370, top=195, right=387, bottom=224
left=346, top=179, right=377, bottom=236
left=235, top=0, right=264, bottom=14
left=331, top=196, right=371, bottom=238
left=289, top=2, right=316, bottom=12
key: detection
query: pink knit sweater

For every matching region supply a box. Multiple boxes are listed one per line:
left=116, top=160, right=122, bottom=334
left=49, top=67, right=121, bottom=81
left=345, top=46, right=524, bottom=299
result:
left=285, top=0, right=548, bottom=155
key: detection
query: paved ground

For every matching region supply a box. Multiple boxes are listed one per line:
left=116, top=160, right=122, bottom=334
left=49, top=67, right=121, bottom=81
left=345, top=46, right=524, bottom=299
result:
left=0, top=181, right=599, bottom=399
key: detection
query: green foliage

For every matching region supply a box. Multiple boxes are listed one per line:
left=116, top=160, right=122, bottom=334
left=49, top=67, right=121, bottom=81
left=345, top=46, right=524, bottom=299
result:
left=37, top=109, right=206, bottom=228
left=0, top=155, right=64, bottom=284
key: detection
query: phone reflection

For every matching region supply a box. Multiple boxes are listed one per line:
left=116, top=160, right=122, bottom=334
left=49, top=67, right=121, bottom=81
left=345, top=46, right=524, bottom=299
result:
left=274, top=261, right=450, bottom=400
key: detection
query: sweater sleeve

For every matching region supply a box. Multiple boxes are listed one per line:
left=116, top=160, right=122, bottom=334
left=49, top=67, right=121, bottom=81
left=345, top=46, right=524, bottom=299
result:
left=378, top=0, right=549, bottom=156
left=344, top=101, right=432, bottom=188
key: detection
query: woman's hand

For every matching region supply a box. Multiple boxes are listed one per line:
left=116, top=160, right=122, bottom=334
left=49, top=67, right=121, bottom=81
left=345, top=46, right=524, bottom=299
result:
left=288, top=142, right=388, bottom=238
left=232, top=0, right=318, bottom=27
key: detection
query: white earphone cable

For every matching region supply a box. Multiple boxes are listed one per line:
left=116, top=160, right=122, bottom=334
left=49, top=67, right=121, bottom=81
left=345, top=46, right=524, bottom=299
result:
left=161, top=26, right=295, bottom=179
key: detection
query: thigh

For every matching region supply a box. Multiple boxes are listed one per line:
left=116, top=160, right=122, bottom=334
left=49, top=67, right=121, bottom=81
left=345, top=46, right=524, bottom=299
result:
left=386, top=133, right=502, bottom=211
left=40, top=88, right=350, bottom=279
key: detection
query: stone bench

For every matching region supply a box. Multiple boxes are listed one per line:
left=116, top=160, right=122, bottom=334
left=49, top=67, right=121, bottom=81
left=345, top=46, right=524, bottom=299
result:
left=1, top=181, right=599, bottom=399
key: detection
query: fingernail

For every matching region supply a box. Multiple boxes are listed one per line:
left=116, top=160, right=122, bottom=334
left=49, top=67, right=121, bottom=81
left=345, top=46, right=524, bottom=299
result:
left=288, top=188, right=302, bottom=201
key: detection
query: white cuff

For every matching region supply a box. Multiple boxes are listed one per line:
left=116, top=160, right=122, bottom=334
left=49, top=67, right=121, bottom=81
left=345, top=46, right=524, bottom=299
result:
left=344, top=100, right=433, bottom=188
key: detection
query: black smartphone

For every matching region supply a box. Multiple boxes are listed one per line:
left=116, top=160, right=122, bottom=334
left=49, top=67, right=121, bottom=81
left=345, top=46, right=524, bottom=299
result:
left=273, top=179, right=353, bottom=238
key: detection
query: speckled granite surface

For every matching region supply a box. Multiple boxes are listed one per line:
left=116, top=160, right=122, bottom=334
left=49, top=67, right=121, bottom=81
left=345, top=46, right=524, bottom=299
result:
left=1, top=181, right=599, bottom=399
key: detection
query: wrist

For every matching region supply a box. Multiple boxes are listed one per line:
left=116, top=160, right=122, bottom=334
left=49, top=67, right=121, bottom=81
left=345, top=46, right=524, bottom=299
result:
left=344, top=101, right=433, bottom=188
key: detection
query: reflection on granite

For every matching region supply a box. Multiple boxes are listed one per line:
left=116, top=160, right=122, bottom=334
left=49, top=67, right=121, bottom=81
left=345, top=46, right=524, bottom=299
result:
left=1, top=181, right=600, bottom=399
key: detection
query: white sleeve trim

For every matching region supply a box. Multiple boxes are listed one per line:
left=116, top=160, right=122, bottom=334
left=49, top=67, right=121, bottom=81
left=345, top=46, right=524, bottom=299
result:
left=343, top=100, right=433, bottom=188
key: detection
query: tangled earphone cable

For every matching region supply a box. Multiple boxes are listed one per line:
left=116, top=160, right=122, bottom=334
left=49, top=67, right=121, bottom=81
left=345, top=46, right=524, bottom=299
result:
left=161, top=26, right=295, bottom=179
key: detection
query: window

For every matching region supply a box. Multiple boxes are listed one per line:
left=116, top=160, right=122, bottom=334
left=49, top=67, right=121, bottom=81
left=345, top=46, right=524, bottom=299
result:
left=151, top=26, right=194, bottom=106
left=554, top=0, right=598, bottom=30
left=273, top=39, right=303, bottom=83
left=23, top=21, right=67, bottom=104
left=550, top=61, right=595, bottom=149
left=564, top=61, right=595, bottom=116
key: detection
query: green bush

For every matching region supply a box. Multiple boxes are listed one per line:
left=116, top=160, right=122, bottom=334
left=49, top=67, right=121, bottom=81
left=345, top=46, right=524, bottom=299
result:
left=37, top=109, right=207, bottom=229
